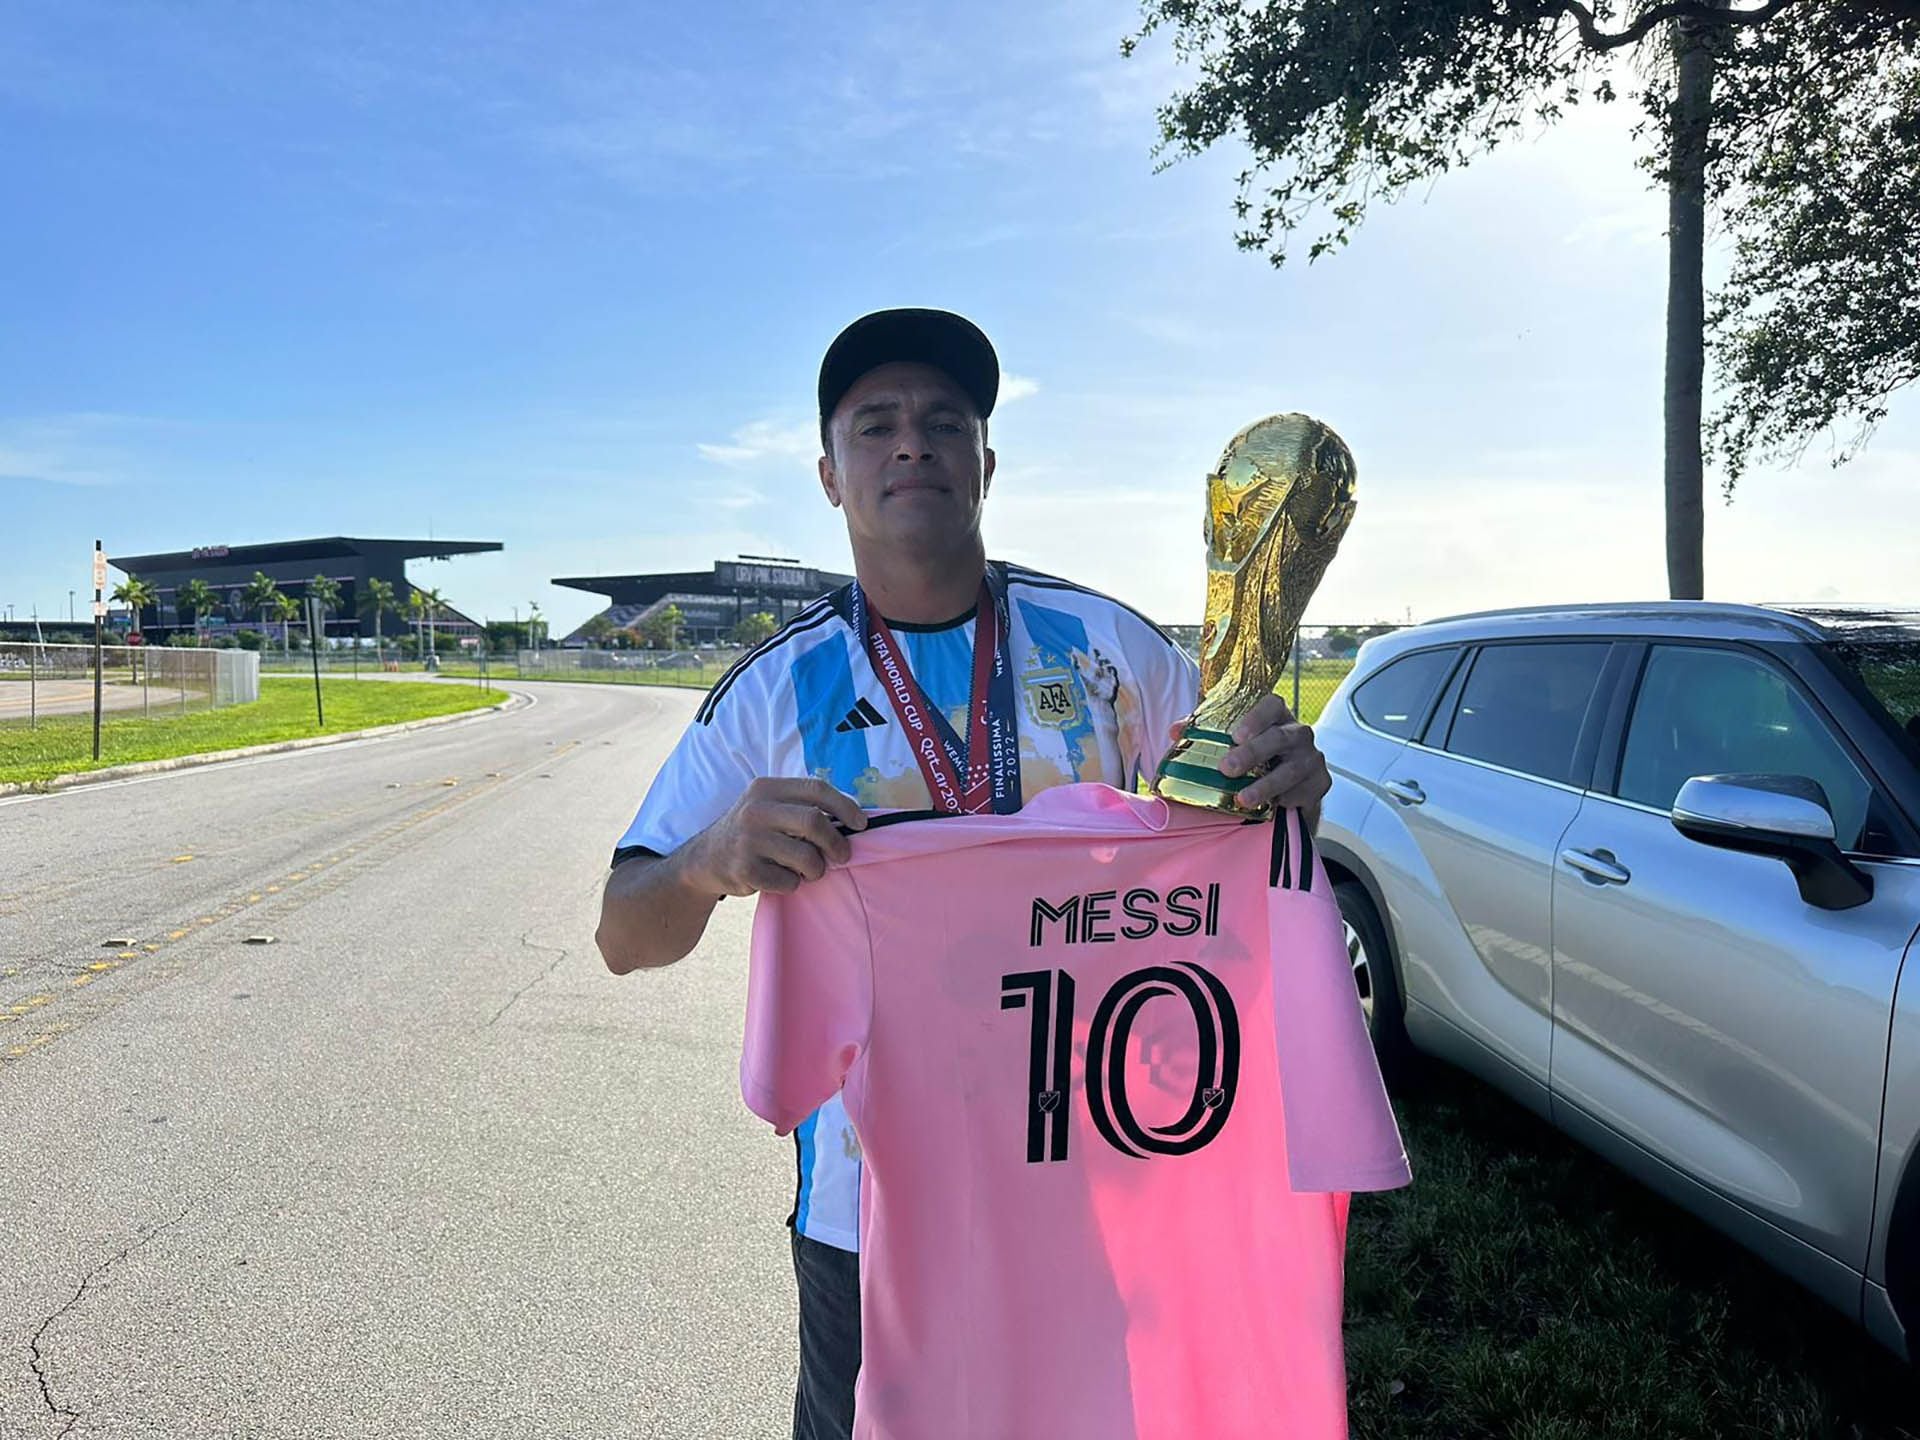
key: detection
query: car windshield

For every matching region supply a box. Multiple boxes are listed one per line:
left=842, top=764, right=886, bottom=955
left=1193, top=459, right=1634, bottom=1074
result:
left=1789, top=608, right=1920, bottom=769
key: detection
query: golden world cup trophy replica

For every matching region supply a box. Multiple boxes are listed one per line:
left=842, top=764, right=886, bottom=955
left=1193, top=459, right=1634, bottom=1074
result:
left=1153, top=413, right=1358, bottom=814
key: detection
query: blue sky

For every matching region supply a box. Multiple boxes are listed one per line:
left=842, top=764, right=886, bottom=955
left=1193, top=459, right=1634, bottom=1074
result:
left=3, top=0, right=1914, bottom=634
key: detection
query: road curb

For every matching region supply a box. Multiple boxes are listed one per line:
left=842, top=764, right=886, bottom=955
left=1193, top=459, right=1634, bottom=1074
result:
left=0, top=688, right=529, bottom=798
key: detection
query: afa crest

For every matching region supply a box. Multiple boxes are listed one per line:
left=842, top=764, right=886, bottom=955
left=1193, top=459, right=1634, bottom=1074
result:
left=1023, top=668, right=1082, bottom=729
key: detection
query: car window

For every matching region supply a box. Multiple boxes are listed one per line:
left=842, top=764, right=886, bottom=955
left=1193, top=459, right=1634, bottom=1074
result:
left=1351, top=648, right=1456, bottom=738
left=1441, top=643, right=1610, bottom=785
left=1618, top=645, right=1873, bottom=851
left=1821, top=617, right=1920, bottom=767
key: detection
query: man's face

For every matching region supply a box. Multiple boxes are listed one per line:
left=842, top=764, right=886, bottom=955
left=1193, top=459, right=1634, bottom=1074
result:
left=818, top=361, right=995, bottom=557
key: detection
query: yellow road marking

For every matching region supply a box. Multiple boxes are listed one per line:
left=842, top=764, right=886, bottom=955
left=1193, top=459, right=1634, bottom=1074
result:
left=172, top=855, right=194, bottom=863
left=168, top=929, right=188, bottom=940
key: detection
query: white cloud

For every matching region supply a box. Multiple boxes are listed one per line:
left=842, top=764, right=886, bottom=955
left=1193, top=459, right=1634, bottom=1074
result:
left=1000, top=374, right=1040, bottom=405
left=0, top=413, right=176, bottom=487
left=697, top=419, right=819, bottom=467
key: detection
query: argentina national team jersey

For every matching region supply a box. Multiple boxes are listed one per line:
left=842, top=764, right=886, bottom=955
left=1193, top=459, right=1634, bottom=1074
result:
left=614, top=564, right=1201, bottom=1250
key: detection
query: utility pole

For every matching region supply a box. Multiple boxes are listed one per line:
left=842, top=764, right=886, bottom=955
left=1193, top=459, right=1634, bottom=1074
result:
left=307, top=595, right=325, bottom=725
left=91, top=541, right=106, bottom=761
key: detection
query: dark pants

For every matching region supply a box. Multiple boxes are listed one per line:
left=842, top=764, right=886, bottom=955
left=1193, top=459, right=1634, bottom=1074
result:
left=791, top=1229, right=861, bottom=1440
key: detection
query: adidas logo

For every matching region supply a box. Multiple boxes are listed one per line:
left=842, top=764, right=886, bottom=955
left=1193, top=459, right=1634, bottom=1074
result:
left=834, top=699, right=888, bottom=733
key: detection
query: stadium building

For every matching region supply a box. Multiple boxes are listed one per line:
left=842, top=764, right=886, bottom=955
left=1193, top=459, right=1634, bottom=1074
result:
left=553, top=556, right=854, bottom=646
left=111, top=536, right=502, bottom=644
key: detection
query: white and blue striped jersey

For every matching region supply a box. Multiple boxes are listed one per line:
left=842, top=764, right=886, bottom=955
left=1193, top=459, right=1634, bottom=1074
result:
left=614, top=563, right=1200, bottom=1251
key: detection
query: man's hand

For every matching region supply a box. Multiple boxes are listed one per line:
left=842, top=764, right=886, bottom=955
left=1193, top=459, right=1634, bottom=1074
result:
left=1169, top=694, right=1331, bottom=820
left=681, top=777, right=868, bottom=898
left=597, top=778, right=867, bottom=975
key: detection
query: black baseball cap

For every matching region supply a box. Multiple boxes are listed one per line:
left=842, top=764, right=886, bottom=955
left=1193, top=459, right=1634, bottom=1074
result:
left=817, top=308, right=1000, bottom=429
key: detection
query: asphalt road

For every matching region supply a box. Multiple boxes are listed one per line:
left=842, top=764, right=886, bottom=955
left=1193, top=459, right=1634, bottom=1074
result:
left=0, top=680, right=796, bottom=1439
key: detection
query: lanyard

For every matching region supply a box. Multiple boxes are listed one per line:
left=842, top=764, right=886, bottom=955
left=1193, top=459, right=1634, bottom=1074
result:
left=849, top=564, right=1021, bottom=816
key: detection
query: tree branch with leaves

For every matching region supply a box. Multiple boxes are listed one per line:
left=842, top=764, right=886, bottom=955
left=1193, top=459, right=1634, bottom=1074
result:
left=1126, top=0, right=1920, bottom=597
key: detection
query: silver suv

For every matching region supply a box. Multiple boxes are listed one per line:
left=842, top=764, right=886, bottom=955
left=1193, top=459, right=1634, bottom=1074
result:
left=1314, top=602, right=1920, bottom=1355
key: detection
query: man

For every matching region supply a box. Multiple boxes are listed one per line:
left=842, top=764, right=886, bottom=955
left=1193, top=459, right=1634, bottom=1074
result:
left=595, top=308, right=1333, bottom=1440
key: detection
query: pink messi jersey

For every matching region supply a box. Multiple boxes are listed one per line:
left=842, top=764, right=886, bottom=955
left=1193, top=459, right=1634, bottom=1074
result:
left=741, top=783, right=1410, bottom=1440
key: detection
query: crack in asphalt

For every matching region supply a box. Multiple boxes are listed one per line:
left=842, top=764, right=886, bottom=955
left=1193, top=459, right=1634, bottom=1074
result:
left=487, top=931, right=571, bottom=1028
left=28, top=1190, right=213, bottom=1437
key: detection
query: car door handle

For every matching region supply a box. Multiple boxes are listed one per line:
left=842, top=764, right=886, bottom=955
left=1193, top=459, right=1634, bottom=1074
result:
left=1384, top=779, right=1426, bottom=806
left=1561, top=848, right=1631, bottom=885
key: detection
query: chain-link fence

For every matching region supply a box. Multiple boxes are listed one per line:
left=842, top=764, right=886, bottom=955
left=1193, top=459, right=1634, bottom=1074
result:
left=255, top=649, right=503, bottom=685
left=0, top=642, right=258, bottom=728
left=248, top=646, right=743, bottom=688
left=207, top=617, right=1409, bottom=721
left=512, top=647, right=745, bottom=688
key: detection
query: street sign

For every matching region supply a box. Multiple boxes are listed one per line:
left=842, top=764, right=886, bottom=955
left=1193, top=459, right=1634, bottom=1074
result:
left=92, top=550, right=107, bottom=590
left=92, top=599, right=107, bottom=618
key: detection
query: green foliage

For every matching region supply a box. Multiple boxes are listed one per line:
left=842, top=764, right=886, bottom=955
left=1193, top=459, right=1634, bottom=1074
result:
left=175, top=578, right=220, bottom=636
left=1128, top=0, right=1920, bottom=492
left=1344, top=1064, right=1918, bottom=1437
left=409, top=586, right=448, bottom=658
left=731, top=611, right=779, bottom=646
left=0, top=679, right=507, bottom=786
left=485, top=619, right=535, bottom=651
left=233, top=629, right=266, bottom=651
left=1126, top=0, right=1618, bottom=266
left=634, top=603, right=685, bottom=650
left=111, top=576, right=157, bottom=628
left=1695, top=11, right=1920, bottom=485
left=306, top=573, right=342, bottom=632
left=240, top=571, right=280, bottom=623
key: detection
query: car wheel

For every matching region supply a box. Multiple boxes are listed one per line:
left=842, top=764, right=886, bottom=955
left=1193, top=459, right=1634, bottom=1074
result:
left=1334, top=879, right=1414, bottom=1088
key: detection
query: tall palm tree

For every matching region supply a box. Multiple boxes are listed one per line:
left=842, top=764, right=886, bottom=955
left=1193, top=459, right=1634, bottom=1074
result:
left=272, top=591, right=299, bottom=655
left=364, top=577, right=398, bottom=663
left=176, top=578, right=219, bottom=646
left=110, top=577, right=157, bottom=683
left=411, top=586, right=447, bottom=662
left=111, top=577, right=157, bottom=636
left=240, top=572, right=281, bottom=641
left=306, top=574, right=341, bottom=650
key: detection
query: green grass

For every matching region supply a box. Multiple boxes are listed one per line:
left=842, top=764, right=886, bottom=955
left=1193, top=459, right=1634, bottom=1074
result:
left=0, top=677, right=508, bottom=786
left=1345, top=1063, right=1920, bottom=1438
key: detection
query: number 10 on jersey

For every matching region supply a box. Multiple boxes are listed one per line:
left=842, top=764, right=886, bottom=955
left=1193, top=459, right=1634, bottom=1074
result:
left=1000, top=963, right=1241, bottom=1164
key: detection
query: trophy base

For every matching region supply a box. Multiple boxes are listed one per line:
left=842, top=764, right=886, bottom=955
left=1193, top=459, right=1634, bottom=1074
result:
left=1151, top=727, right=1265, bottom=816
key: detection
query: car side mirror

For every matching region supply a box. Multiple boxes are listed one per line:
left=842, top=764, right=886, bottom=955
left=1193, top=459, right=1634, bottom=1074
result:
left=1671, top=774, right=1874, bottom=912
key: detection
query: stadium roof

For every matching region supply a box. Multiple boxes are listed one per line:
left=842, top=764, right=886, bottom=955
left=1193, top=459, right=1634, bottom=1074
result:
left=113, top=536, right=502, bottom=572
left=550, top=570, right=711, bottom=598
